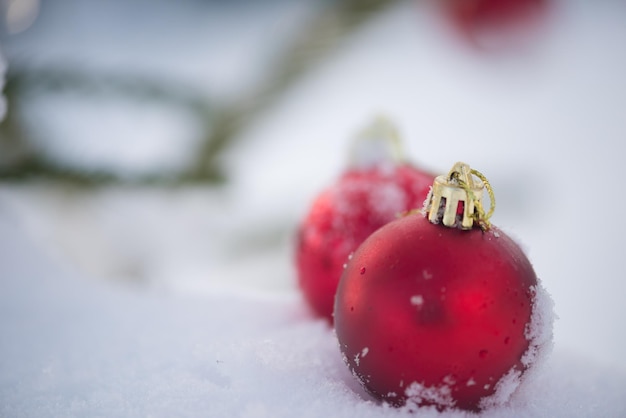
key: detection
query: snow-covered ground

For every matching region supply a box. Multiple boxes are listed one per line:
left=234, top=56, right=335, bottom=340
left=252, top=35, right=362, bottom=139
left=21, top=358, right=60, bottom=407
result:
left=2, top=0, right=626, bottom=416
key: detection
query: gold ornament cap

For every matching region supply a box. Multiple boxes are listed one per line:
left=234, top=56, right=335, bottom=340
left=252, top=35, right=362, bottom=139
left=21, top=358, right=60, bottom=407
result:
left=424, top=162, right=494, bottom=230
left=348, top=116, right=404, bottom=168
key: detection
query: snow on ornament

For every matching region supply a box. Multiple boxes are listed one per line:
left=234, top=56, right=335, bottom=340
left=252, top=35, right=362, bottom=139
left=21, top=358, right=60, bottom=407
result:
left=295, top=118, right=434, bottom=322
left=334, top=162, right=553, bottom=411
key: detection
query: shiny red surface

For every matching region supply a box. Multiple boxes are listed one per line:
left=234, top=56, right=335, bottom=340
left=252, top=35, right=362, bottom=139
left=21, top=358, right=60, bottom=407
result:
left=334, top=214, right=537, bottom=411
left=296, top=164, right=433, bottom=322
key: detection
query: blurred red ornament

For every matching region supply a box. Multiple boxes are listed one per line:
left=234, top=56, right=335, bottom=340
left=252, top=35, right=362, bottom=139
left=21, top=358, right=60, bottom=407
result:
left=442, top=0, right=549, bottom=48
left=295, top=119, right=433, bottom=322
left=334, top=162, right=549, bottom=411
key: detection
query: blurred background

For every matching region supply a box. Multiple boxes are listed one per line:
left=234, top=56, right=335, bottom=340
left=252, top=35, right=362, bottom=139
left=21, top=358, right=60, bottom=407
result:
left=1, top=0, right=625, bottom=373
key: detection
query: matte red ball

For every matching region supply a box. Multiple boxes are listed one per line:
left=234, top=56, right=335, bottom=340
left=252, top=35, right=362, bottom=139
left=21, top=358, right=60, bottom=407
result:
left=441, top=0, right=549, bottom=48
left=334, top=214, right=538, bottom=411
left=296, top=164, right=433, bottom=322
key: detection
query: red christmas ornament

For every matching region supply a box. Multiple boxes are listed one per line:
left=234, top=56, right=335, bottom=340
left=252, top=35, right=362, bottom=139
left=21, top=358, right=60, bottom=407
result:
left=296, top=120, right=434, bottom=322
left=334, top=162, right=552, bottom=411
left=440, top=0, right=549, bottom=49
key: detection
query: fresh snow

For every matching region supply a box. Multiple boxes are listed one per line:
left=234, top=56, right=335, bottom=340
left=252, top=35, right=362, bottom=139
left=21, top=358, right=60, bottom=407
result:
left=1, top=217, right=625, bottom=417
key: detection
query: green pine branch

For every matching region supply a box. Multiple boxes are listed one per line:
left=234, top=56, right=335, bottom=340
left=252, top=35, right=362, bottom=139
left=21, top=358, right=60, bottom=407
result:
left=0, top=0, right=397, bottom=186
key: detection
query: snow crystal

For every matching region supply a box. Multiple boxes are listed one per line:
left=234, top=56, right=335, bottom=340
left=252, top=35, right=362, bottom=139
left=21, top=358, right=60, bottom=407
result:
left=522, top=284, right=556, bottom=368
left=341, top=351, right=349, bottom=366
left=479, top=369, right=523, bottom=410
left=442, top=375, right=456, bottom=386
left=361, top=347, right=369, bottom=358
left=421, top=186, right=434, bottom=216
left=369, top=182, right=406, bottom=219
left=404, top=380, right=456, bottom=409
left=410, top=295, right=424, bottom=306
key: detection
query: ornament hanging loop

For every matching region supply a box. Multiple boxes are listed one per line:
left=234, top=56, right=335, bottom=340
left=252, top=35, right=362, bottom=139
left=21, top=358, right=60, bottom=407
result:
left=425, top=162, right=495, bottom=231
left=465, top=167, right=496, bottom=224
